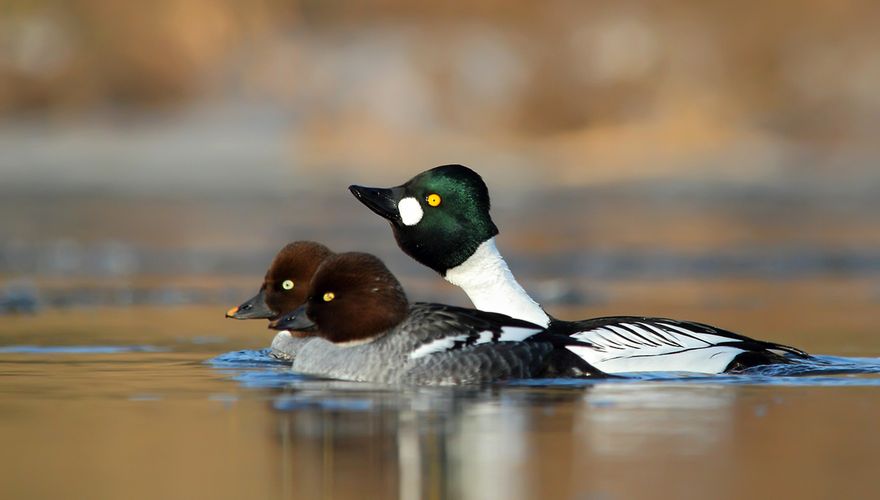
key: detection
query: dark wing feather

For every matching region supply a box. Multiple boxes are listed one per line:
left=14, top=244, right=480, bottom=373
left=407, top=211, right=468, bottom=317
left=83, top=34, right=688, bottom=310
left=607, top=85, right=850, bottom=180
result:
left=549, top=315, right=809, bottom=373
left=400, top=303, right=604, bottom=381
left=405, top=302, right=544, bottom=352
left=552, top=316, right=808, bottom=356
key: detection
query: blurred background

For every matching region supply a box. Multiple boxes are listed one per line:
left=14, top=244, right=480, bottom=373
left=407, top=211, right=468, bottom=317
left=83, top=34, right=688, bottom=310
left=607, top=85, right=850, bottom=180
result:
left=1, top=0, right=879, bottom=347
left=4, top=3, right=880, bottom=500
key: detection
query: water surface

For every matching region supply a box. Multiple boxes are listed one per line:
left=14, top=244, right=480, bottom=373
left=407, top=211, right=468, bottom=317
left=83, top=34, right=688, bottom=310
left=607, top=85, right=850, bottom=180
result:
left=2, top=306, right=879, bottom=499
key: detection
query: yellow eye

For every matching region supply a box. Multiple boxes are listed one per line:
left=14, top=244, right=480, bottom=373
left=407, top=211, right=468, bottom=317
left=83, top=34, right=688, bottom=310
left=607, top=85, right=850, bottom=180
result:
left=322, top=292, right=336, bottom=302
left=282, top=280, right=294, bottom=290
left=427, top=193, right=441, bottom=207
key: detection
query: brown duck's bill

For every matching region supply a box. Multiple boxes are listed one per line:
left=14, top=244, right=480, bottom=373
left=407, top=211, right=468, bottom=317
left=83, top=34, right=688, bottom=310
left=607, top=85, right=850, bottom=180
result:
left=268, top=305, right=318, bottom=332
left=225, top=289, right=274, bottom=319
left=348, top=184, right=403, bottom=224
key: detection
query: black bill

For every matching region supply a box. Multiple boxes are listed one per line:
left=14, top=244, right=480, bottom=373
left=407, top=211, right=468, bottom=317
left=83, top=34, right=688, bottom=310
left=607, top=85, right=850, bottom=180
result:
left=225, top=288, right=274, bottom=319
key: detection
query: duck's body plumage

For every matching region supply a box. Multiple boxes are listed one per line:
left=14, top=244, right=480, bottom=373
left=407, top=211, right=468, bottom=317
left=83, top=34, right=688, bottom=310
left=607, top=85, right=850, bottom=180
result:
left=349, top=164, right=814, bottom=375
left=269, top=331, right=313, bottom=361
left=551, top=316, right=808, bottom=373
left=283, top=301, right=601, bottom=385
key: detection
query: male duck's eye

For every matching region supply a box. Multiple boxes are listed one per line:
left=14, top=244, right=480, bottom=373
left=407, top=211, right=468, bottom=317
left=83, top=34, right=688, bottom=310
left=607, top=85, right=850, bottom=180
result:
left=323, top=292, right=336, bottom=302
left=426, top=193, right=442, bottom=207
left=282, top=280, right=294, bottom=290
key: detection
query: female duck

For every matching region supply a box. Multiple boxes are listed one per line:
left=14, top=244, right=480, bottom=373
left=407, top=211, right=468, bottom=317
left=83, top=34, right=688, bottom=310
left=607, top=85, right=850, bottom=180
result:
left=349, top=164, right=811, bottom=374
left=226, top=241, right=334, bottom=360
left=270, top=252, right=603, bottom=385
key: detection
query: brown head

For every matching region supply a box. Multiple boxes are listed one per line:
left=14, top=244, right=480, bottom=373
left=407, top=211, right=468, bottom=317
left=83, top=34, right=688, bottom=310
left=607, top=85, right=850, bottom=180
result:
left=226, top=241, right=334, bottom=320
left=269, top=252, right=410, bottom=344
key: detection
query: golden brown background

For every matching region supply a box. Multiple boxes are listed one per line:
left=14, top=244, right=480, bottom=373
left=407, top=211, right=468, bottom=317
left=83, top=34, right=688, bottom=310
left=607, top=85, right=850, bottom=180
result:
left=2, top=2, right=879, bottom=499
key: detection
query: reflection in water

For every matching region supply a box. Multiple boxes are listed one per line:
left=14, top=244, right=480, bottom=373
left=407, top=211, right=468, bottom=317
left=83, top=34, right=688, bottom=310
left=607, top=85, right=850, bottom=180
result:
left=258, top=381, right=746, bottom=499
left=240, top=354, right=880, bottom=499
left=2, top=333, right=880, bottom=499
left=267, top=383, right=593, bottom=500
left=581, top=384, right=735, bottom=458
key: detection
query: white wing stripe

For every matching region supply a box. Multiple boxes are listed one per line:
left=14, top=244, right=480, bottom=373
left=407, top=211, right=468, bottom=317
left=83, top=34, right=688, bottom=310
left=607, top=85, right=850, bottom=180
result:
left=409, top=335, right=470, bottom=359
left=474, top=331, right=494, bottom=345
left=603, top=325, right=645, bottom=348
left=658, top=322, right=711, bottom=344
left=608, top=329, right=646, bottom=349
left=498, top=326, right=542, bottom=342
left=607, top=324, right=662, bottom=347
left=593, top=333, right=621, bottom=350
left=638, top=322, right=684, bottom=347
left=408, top=325, right=542, bottom=360
left=576, top=328, right=616, bottom=345
left=660, top=322, right=737, bottom=345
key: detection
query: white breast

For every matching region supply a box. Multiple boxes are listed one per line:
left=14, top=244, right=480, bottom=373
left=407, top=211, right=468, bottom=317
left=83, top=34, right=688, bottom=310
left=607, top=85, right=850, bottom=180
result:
left=444, top=238, right=551, bottom=327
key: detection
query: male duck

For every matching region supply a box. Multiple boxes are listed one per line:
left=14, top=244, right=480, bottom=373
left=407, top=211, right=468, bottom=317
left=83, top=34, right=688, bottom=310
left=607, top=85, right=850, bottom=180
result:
left=349, top=164, right=810, bottom=374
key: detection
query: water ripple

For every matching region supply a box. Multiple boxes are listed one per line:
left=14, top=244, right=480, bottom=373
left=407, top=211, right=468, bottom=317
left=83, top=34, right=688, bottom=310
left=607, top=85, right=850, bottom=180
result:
left=0, top=345, right=164, bottom=354
left=231, top=370, right=315, bottom=388
left=511, top=355, right=880, bottom=387
left=207, top=350, right=880, bottom=390
left=206, top=348, right=289, bottom=367
left=272, top=394, right=374, bottom=412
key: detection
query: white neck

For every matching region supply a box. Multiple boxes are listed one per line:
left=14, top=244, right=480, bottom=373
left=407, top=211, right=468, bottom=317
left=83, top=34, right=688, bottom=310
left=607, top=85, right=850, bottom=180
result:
left=444, top=238, right=550, bottom=327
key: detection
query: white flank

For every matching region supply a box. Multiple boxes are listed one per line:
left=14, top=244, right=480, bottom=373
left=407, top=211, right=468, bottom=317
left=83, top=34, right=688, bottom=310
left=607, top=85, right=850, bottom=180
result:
left=567, top=344, right=742, bottom=374
left=444, top=238, right=551, bottom=327
left=397, top=197, right=424, bottom=226
left=409, top=335, right=470, bottom=359
left=568, top=321, right=750, bottom=374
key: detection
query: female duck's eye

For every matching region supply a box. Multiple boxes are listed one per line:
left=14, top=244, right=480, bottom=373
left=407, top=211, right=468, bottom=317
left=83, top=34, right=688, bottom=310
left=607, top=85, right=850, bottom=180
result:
left=282, top=280, right=294, bottom=290
left=323, top=292, right=336, bottom=302
left=426, top=193, right=442, bottom=207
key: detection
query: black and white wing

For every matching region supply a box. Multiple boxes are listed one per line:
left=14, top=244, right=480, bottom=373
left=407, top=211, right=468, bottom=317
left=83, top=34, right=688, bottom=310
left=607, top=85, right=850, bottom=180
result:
left=403, top=303, right=559, bottom=358
left=554, top=316, right=809, bottom=374
left=398, top=303, right=601, bottom=383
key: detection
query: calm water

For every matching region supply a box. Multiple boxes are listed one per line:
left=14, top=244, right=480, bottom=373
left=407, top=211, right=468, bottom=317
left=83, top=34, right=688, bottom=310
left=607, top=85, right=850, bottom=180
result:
left=2, top=188, right=880, bottom=499
left=2, top=304, right=880, bottom=500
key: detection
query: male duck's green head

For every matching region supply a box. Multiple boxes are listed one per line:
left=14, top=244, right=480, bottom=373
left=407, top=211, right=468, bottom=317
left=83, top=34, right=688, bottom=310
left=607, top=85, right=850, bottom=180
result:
left=349, top=164, right=498, bottom=275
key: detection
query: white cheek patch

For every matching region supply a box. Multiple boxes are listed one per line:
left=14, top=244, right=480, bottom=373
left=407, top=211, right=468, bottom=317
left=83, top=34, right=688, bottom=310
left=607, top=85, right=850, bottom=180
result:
left=397, top=197, right=424, bottom=226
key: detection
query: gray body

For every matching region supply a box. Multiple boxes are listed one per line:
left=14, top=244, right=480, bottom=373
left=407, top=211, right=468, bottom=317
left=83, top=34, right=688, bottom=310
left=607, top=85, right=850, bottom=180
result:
left=290, top=303, right=557, bottom=385
left=269, top=331, right=313, bottom=361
